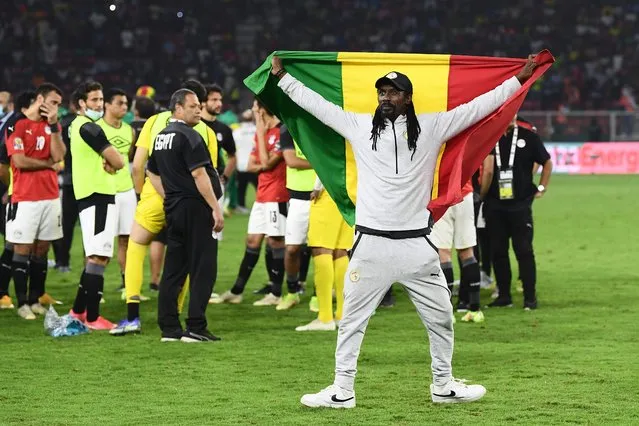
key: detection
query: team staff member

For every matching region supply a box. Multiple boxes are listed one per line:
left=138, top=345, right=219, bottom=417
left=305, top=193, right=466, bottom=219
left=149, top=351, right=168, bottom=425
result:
left=272, top=54, right=539, bottom=407
left=0, top=91, right=36, bottom=310
left=212, top=99, right=287, bottom=306
left=68, top=81, right=125, bottom=330
left=481, top=114, right=552, bottom=310
left=5, top=83, right=66, bottom=320
left=146, top=88, right=224, bottom=343
left=275, top=125, right=315, bottom=310
left=110, top=80, right=217, bottom=336
left=98, top=89, right=137, bottom=292
left=52, top=98, right=78, bottom=273
left=472, top=115, right=537, bottom=290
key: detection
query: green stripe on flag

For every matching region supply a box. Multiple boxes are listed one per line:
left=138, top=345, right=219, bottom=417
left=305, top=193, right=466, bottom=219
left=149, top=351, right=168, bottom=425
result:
left=244, top=51, right=357, bottom=225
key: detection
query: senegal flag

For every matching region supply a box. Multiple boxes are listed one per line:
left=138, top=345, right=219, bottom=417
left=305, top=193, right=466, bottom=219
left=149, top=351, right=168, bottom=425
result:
left=244, top=51, right=554, bottom=224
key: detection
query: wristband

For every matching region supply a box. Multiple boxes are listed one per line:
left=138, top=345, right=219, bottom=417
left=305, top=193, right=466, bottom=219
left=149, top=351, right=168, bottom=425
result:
left=274, top=68, right=287, bottom=79
left=49, top=124, right=60, bottom=133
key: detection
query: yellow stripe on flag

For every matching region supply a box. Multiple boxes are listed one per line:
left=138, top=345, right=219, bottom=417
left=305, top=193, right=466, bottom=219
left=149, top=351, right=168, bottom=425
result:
left=337, top=52, right=452, bottom=203
left=345, top=143, right=357, bottom=204
left=337, top=52, right=451, bottom=114
left=431, top=144, right=446, bottom=200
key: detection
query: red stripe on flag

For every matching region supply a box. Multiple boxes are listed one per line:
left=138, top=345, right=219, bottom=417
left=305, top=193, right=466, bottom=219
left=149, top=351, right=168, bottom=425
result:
left=428, top=50, right=555, bottom=221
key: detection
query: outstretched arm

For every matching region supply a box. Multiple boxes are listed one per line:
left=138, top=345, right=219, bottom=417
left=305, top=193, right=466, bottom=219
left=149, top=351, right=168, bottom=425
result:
left=272, top=56, right=362, bottom=142
left=432, top=55, right=539, bottom=144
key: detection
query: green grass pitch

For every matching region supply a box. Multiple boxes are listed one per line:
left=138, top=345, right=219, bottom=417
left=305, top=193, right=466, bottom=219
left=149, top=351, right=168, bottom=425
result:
left=1, top=175, right=638, bottom=425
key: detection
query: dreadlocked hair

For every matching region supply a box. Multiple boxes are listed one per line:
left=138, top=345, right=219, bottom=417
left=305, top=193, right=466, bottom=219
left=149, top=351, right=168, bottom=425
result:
left=406, top=103, right=421, bottom=160
left=370, top=102, right=422, bottom=161
left=370, top=107, right=386, bottom=152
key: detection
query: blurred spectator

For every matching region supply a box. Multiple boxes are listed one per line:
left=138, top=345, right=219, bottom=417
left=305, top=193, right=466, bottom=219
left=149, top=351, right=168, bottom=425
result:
left=0, top=0, right=637, bottom=117
left=618, top=85, right=637, bottom=137
left=588, top=117, right=604, bottom=141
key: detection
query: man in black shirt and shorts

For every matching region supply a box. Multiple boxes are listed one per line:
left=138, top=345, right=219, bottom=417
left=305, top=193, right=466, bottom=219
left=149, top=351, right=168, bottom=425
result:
left=481, top=114, right=553, bottom=310
left=146, top=88, right=224, bottom=343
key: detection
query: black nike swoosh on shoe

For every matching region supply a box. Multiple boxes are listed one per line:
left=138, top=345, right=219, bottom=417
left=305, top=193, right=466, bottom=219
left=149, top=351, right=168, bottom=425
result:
left=432, top=391, right=457, bottom=397
left=185, top=331, right=221, bottom=341
left=331, top=394, right=354, bottom=403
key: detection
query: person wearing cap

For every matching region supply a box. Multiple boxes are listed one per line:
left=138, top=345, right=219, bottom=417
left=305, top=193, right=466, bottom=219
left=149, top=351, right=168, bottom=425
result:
left=270, top=54, right=539, bottom=408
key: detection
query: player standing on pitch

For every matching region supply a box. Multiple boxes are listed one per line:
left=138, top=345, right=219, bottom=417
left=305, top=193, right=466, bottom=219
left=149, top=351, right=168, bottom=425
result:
left=271, top=54, right=539, bottom=407
left=5, top=84, right=65, bottom=320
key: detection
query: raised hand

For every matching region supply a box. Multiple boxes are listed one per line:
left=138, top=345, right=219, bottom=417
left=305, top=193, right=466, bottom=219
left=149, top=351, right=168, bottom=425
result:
left=40, top=103, right=59, bottom=125
left=515, top=54, right=539, bottom=84
left=271, top=56, right=284, bottom=75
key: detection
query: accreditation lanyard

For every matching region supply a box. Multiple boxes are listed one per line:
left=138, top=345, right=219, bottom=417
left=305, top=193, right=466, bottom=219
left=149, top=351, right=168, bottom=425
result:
left=495, top=126, right=518, bottom=200
left=495, top=125, right=518, bottom=170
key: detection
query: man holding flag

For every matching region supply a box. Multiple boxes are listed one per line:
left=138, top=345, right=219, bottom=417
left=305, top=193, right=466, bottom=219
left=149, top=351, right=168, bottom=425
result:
left=259, top=52, right=545, bottom=408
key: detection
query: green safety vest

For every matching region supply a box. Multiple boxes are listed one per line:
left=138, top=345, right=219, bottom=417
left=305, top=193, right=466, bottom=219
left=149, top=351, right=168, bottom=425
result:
left=70, top=115, right=116, bottom=200
left=286, top=141, right=316, bottom=192
left=98, top=118, right=133, bottom=192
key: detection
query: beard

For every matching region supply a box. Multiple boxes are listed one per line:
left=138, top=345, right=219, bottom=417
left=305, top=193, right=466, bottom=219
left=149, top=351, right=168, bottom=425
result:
left=378, top=102, right=396, bottom=118
left=206, top=106, right=220, bottom=116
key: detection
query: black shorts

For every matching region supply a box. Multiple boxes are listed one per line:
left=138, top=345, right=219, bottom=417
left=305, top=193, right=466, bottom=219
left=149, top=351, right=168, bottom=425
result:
left=154, top=226, right=167, bottom=244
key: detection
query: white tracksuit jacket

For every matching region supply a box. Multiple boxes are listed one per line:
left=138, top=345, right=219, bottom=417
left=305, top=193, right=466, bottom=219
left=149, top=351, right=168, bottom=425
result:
left=277, top=73, right=521, bottom=233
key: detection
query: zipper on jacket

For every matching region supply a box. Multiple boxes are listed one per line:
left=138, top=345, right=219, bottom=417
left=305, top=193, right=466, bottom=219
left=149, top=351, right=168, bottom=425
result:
left=391, top=121, right=398, bottom=174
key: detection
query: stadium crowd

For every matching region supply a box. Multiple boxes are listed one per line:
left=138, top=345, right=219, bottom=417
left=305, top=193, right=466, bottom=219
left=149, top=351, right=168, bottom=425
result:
left=1, top=0, right=638, bottom=112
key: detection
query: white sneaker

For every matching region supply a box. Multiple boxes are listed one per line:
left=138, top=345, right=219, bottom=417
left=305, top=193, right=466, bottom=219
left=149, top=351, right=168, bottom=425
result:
left=295, top=319, right=337, bottom=331
left=30, top=303, right=47, bottom=315
left=208, top=292, right=220, bottom=304
left=451, top=280, right=460, bottom=296
left=300, top=384, right=356, bottom=408
left=480, top=271, right=494, bottom=289
left=253, top=293, right=280, bottom=306
left=209, top=290, right=242, bottom=305
left=431, top=378, right=486, bottom=404
left=17, top=305, right=36, bottom=320
left=295, top=319, right=336, bottom=332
